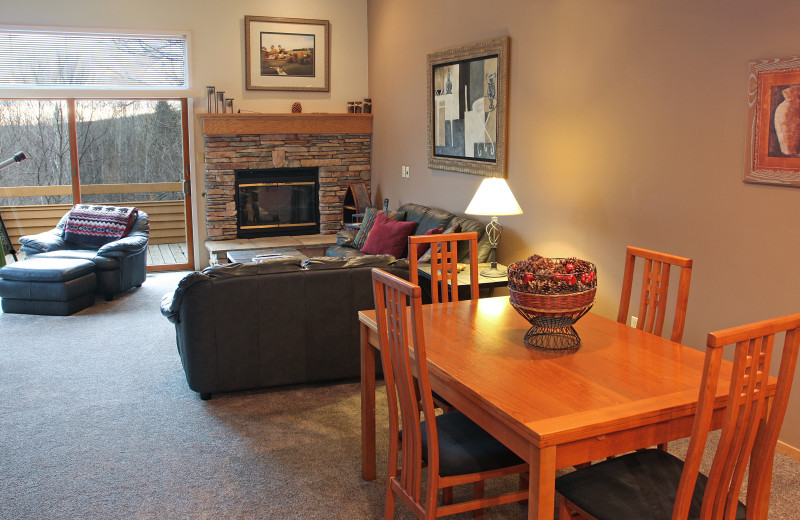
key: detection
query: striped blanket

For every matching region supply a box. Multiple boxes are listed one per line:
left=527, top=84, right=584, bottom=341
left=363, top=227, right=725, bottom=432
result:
left=63, top=204, right=138, bottom=247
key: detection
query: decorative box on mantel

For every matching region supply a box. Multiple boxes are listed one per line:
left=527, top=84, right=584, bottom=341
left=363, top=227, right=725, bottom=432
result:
left=198, top=113, right=373, bottom=241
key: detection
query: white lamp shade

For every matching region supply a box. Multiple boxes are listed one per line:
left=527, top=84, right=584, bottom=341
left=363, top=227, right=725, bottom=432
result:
left=465, top=177, right=523, bottom=216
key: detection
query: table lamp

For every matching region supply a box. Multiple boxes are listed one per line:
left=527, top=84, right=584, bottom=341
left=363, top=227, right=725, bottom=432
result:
left=465, top=176, right=523, bottom=278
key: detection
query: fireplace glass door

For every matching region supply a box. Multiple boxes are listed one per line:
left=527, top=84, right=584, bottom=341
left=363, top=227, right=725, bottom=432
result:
left=235, top=169, right=319, bottom=237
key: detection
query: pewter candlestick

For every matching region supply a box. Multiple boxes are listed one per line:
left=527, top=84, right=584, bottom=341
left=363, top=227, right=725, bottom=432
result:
left=206, top=86, right=215, bottom=113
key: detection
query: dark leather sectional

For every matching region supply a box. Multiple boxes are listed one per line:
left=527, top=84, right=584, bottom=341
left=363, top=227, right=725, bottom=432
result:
left=162, top=203, right=492, bottom=399
left=161, top=254, right=407, bottom=399
left=326, top=202, right=492, bottom=263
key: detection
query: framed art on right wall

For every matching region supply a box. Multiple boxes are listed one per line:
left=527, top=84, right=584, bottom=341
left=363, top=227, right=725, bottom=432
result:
left=427, top=37, right=510, bottom=177
left=745, top=55, right=800, bottom=187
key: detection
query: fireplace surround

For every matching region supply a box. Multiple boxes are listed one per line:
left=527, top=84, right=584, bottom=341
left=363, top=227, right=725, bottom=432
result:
left=199, top=113, right=373, bottom=241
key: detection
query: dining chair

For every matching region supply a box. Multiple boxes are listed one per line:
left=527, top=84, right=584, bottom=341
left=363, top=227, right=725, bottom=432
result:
left=408, top=231, right=479, bottom=304
left=556, top=313, right=800, bottom=520
left=371, top=268, right=528, bottom=519
left=409, top=231, right=479, bottom=411
left=618, top=246, right=693, bottom=344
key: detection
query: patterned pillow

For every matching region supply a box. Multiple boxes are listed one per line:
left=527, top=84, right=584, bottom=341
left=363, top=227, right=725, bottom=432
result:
left=418, top=223, right=461, bottom=263
left=353, top=208, right=406, bottom=250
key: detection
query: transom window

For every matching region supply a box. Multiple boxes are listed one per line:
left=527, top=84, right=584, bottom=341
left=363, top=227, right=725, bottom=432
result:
left=0, top=28, right=188, bottom=89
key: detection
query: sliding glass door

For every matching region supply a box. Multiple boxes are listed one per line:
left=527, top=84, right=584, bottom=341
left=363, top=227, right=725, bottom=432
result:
left=0, top=98, right=193, bottom=271
left=73, top=99, right=193, bottom=270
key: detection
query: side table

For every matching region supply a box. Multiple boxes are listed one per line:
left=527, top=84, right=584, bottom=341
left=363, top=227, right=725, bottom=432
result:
left=416, top=262, right=508, bottom=300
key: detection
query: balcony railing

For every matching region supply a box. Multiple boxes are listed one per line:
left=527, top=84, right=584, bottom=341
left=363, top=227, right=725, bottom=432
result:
left=0, top=182, right=188, bottom=251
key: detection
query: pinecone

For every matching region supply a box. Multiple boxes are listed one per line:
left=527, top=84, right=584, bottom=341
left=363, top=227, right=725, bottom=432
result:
left=508, top=254, right=597, bottom=294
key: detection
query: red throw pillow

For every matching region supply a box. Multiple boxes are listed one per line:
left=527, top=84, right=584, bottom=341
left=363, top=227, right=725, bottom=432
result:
left=414, top=227, right=444, bottom=259
left=418, top=223, right=460, bottom=263
left=360, top=212, right=418, bottom=258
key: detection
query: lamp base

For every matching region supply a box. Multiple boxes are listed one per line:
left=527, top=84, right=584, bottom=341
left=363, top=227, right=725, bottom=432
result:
left=480, top=265, right=508, bottom=278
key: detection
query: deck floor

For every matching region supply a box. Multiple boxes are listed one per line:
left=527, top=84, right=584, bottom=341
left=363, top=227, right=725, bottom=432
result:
left=147, top=243, right=188, bottom=266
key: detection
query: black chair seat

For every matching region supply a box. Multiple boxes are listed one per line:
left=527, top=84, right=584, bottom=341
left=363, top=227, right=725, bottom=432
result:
left=420, top=411, right=524, bottom=477
left=432, top=390, right=451, bottom=407
left=555, top=449, right=746, bottom=520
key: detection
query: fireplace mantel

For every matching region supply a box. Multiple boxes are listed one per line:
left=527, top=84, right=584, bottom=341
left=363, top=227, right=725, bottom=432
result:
left=198, top=113, right=372, bottom=136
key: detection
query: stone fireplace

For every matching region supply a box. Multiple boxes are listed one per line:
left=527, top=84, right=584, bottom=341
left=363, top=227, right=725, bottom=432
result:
left=199, top=113, right=373, bottom=241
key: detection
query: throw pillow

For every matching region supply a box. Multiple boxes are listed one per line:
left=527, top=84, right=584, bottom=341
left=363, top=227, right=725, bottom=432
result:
left=336, top=229, right=357, bottom=248
left=353, top=207, right=406, bottom=249
left=62, top=204, right=138, bottom=248
left=418, top=223, right=461, bottom=263
left=360, top=213, right=418, bottom=258
left=413, top=227, right=444, bottom=260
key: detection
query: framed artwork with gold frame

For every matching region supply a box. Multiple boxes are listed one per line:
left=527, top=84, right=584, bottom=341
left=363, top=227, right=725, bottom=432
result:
left=245, top=16, right=330, bottom=92
left=427, top=37, right=510, bottom=177
left=744, top=55, right=800, bottom=187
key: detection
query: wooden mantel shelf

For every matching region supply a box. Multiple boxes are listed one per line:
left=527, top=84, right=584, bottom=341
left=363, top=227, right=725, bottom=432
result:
left=197, top=113, right=372, bottom=136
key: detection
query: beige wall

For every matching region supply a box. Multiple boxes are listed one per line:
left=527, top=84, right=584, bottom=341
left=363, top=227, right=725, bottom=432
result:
left=368, top=0, right=800, bottom=448
left=1, top=0, right=369, bottom=264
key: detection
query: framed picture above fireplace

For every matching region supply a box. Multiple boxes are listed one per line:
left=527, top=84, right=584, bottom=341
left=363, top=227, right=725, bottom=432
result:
left=245, top=16, right=330, bottom=92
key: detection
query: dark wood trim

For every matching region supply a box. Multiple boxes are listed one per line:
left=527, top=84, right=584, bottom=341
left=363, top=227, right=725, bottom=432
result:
left=66, top=99, right=81, bottom=202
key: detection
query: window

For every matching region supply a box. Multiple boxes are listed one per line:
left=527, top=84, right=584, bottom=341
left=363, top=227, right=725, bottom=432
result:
left=0, top=99, right=71, bottom=205
left=0, top=26, right=193, bottom=268
left=0, top=28, right=188, bottom=89
left=0, top=98, right=187, bottom=206
left=0, top=98, right=193, bottom=269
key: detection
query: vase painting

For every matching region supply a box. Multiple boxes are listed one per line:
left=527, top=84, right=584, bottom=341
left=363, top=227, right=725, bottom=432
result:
left=745, top=56, right=800, bottom=186
left=773, top=85, right=800, bottom=156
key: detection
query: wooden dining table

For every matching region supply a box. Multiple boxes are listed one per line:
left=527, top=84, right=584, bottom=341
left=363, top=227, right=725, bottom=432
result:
left=358, top=296, right=737, bottom=520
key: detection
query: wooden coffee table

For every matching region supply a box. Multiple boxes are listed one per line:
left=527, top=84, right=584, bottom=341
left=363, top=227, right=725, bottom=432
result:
left=226, top=247, right=308, bottom=264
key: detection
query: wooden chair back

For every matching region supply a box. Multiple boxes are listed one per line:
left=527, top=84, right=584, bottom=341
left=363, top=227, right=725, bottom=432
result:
left=408, top=231, right=479, bottom=305
left=371, top=268, right=527, bottom=518
left=617, top=245, right=693, bottom=343
left=673, top=313, right=800, bottom=519
left=371, top=268, right=447, bottom=516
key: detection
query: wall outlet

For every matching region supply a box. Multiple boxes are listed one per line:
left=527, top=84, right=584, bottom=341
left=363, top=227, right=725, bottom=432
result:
left=630, top=316, right=639, bottom=328
left=401, top=165, right=410, bottom=178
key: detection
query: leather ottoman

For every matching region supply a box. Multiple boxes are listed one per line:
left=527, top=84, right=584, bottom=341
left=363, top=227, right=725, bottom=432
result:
left=0, top=257, right=97, bottom=315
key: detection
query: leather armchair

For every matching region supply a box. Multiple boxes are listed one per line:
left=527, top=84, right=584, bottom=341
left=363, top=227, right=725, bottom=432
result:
left=19, top=210, right=149, bottom=299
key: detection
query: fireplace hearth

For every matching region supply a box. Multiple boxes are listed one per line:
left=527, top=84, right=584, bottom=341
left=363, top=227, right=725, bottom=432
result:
left=235, top=168, right=319, bottom=238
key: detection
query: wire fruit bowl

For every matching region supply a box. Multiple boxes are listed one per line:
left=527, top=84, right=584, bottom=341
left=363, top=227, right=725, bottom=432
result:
left=507, top=256, right=597, bottom=350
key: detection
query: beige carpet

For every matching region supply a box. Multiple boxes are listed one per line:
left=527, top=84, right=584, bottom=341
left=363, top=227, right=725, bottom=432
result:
left=1, top=271, right=798, bottom=519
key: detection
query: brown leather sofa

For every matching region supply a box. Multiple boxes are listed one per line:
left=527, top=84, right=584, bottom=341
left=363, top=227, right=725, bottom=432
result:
left=160, top=254, right=407, bottom=399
